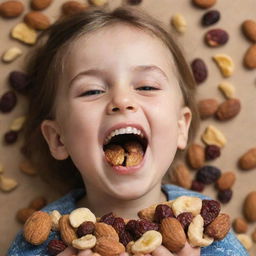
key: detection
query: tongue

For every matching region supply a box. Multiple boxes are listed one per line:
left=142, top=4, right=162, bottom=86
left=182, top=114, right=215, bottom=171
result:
left=104, top=140, right=144, bottom=167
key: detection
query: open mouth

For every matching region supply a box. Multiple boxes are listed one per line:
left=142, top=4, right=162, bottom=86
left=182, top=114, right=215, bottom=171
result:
left=103, top=134, right=148, bottom=167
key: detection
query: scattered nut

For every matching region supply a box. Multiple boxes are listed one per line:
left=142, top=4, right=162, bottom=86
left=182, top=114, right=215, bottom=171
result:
left=171, top=13, right=187, bottom=34
left=233, top=217, right=248, bottom=233
left=2, top=47, right=22, bottom=63
left=16, top=208, right=36, bottom=224
left=205, top=29, right=229, bottom=47
left=0, top=0, right=24, bottom=18
left=192, top=0, right=217, bottom=9
left=216, top=171, right=236, bottom=190
left=238, top=148, right=256, bottom=170
left=29, top=196, right=47, bottom=210
left=19, top=159, right=38, bottom=176
left=242, top=20, right=256, bottom=42
left=10, top=116, right=26, bottom=132
left=11, top=23, right=37, bottom=45
left=201, top=125, right=227, bottom=148
left=197, top=98, right=219, bottom=119
left=237, top=234, right=253, bottom=250
left=244, top=44, right=256, bottom=69
left=69, top=207, right=96, bottom=228
left=0, top=175, right=18, bottom=192
left=215, top=98, right=241, bottom=121
left=72, top=234, right=97, bottom=250
left=187, top=143, right=205, bottom=169
left=218, top=81, right=235, bottom=99
left=24, top=11, right=51, bottom=30
left=213, top=54, right=234, bottom=77
left=31, top=0, right=53, bottom=10
left=243, top=191, right=256, bottom=222
left=61, top=1, right=89, bottom=16
left=50, top=210, right=62, bottom=231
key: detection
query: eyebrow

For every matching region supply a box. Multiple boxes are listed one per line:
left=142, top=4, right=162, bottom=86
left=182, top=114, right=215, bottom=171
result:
left=68, top=65, right=169, bottom=88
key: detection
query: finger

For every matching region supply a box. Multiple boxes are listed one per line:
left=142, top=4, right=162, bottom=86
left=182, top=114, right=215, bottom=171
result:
left=175, top=242, right=200, bottom=256
left=77, top=249, right=94, bottom=256
left=152, top=245, right=175, bottom=256
left=56, top=246, right=77, bottom=256
left=119, top=253, right=130, bottom=256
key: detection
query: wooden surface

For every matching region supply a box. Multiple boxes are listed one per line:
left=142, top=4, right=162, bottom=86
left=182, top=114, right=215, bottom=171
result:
left=0, top=0, right=256, bottom=255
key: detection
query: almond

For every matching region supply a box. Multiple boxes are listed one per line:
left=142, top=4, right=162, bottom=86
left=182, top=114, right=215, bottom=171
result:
left=204, top=213, right=231, bottom=240
left=24, top=11, right=50, bottom=30
left=19, top=159, right=37, bottom=176
left=244, top=44, right=256, bottom=69
left=29, top=196, right=47, bottom=210
left=192, top=0, right=216, bottom=9
left=160, top=217, right=186, bottom=253
left=94, top=222, right=119, bottom=241
left=0, top=0, right=24, bottom=18
left=16, top=208, right=36, bottom=224
left=170, top=162, right=192, bottom=189
left=215, top=98, right=241, bottom=121
left=187, top=143, right=205, bottom=169
left=197, top=98, right=219, bottom=119
left=23, top=211, right=52, bottom=245
left=243, top=191, right=256, bottom=222
left=239, top=147, right=256, bottom=170
left=216, top=171, right=236, bottom=190
left=31, top=0, right=52, bottom=10
left=94, top=237, right=125, bottom=256
left=59, top=215, right=77, bottom=245
left=232, top=217, right=248, bottom=233
left=242, top=20, right=256, bottom=42
left=62, top=1, right=88, bottom=16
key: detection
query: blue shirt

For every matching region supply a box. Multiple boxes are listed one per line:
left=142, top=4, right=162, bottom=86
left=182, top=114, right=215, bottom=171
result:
left=7, top=184, right=248, bottom=256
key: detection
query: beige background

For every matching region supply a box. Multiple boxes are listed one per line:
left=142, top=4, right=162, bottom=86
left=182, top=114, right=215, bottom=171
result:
left=0, top=0, right=256, bottom=255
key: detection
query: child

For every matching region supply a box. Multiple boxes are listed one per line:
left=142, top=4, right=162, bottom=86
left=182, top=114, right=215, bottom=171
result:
left=8, top=6, right=248, bottom=256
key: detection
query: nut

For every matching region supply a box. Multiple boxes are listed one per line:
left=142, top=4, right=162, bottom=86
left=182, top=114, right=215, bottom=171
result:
left=11, top=23, right=37, bottom=45
left=197, top=98, right=219, bottom=119
left=59, top=215, right=77, bottom=245
left=19, top=159, right=37, bottom=176
left=191, top=58, right=208, bottom=84
left=10, top=116, right=26, bottom=132
left=243, top=191, right=256, bottom=222
left=201, top=125, right=227, bottom=148
left=218, top=82, right=235, bottom=99
left=244, top=44, right=256, bottom=69
left=205, top=29, right=229, bottom=47
left=24, top=11, right=51, bottom=30
left=171, top=13, right=187, bottom=34
left=50, top=210, right=62, bottom=231
left=237, top=234, right=253, bottom=250
left=131, top=230, right=162, bottom=254
left=104, top=144, right=125, bottom=166
left=69, top=207, right=96, bottom=228
left=169, top=162, right=192, bottom=189
left=2, top=47, right=22, bottom=63
left=201, top=10, right=220, bottom=26
left=187, top=143, right=205, bottom=169
left=213, top=54, right=234, bottom=77
left=90, top=0, right=108, bottom=6
left=94, top=237, right=125, bottom=256
left=233, top=217, right=248, bottom=233
left=61, top=1, right=88, bottom=16
left=72, top=234, right=97, bottom=250
left=94, top=222, right=119, bottom=241
left=216, top=98, right=241, bottom=121
left=0, top=0, right=24, bottom=18
left=23, top=211, right=52, bottom=245
left=187, top=214, right=214, bottom=247
left=242, top=20, right=256, bottom=42
left=16, top=208, right=36, bottom=224
left=29, top=196, right=47, bottom=210
left=31, top=0, right=53, bottom=10
left=204, top=213, right=231, bottom=240
left=192, top=0, right=216, bottom=9
left=239, top=148, right=256, bottom=170
left=216, top=171, right=236, bottom=190
left=0, top=175, right=18, bottom=192
left=171, top=196, right=202, bottom=217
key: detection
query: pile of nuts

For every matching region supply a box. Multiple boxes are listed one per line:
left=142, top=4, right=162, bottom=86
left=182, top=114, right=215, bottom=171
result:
left=23, top=195, right=231, bottom=255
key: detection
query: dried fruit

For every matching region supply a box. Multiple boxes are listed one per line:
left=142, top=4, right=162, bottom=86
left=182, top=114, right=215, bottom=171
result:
left=160, top=217, right=186, bottom=253
left=4, top=130, right=18, bottom=144
left=31, top=0, right=52, bottom=10
left=94, top=222, right=119, bottom=241
left=236, top=234, right=253, bottom=250
left=217, top=189, right=233, bottom=203
left=133, top=219, right=159, bottom=239
left=47, top=239, right=67, bottom=256
left=196, top=165, right=221, bottom=185
left=205, top=213, right=231, bottom=240
left=99, top=212, right=116, bottom=225
left=216, top=171, right=236, bottom=190
left=191, top=180, right=205, bottom=192
left=50, top=210, right=61, bottom=231
left=192, top=0, right=216, bottom=9
left=187, top=143, right=205, bottom=169
left=0, top=0, right=24, bottom=18
left=19, top=159, right=37, bottom=176
left=72, top=234, right=97, bottom=250
left=131, top=230, right=162, bottom=254
left=0, top=91, right=17, bottom=113
left=243, top=191, right=256, bottom=222
left=59, top=215, right=77, bottom=245
left=197, top=98, right=219, bottom=119
left=23, top=211, right=52, bottom=245
left=205, top=145, right=221, bottom=161
left=29, top=196, right=47, bottom=210
left=213, top=54, right=234, bottom=77
left=9, top=71, right=30, bottom=93
left=233, top=217, right=248, bottom=233
left=187, top=215, right=214, bottom=247
left=201, top=125, right=227, bottom=148
left=239, top=148, right=256, bottom=170
left=205, top=29, right=229, bottom=47
left=69, top=207, right=96, bottom=228
left=2, top=47, right=22, bottom=63
left=201, top=10, right=220, bottom=26
left=218, top=81, right=235, bottom=99
left=11, top=23, right=37, bottom=45
left=171, top=13, right=187, bottom=34
left=200, top=200, right=220, bottom=226
left=119, top=230, right=133, bottom=247
left=24, top=11, right=51, bottom=30
left=112, top=217, right=126, bottom=234
left=216, top=98, right=241, bottom=121
left=191, top=58, right=208, bottom=84
left=154, top=204, right=174, bottom=223
left=177, top=212, right=194, bottom=230
left=242, top=20, right=256, bottom=42
left=94, top=237, right=125, bottom=256
left=0, top=175, right=18, bottom=192
left=62, top=1, right=88, bottom=16
left=16, top=208, right=36, bottom=224
left=77, top=221, right=95, bottom=238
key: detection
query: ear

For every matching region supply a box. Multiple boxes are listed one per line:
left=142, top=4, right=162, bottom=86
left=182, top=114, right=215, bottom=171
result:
left=177, top=106, right=192, bottom=150
left=40, top=120, right=69, bottom=160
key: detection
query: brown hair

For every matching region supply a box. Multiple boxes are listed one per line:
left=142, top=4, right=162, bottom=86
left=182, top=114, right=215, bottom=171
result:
left=22, top=6, right=200, bottom=192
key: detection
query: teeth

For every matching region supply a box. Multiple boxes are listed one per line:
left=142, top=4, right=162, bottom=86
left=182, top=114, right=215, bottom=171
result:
left=104, top=126, right=144, bottom=145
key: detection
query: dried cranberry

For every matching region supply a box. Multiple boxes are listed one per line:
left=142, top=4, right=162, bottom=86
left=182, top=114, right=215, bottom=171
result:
left=205, top=29, right=229, bottom=47
left=200, top=200, right=221, bottom=226
left=218, top=189, right=233, bottom=203
left=9, top=71, right=30, bottom=93
left=112, top=217, right=125, bottom=234
left=99, top=212, right=115, bottom=225
left=76, top=221, right=95, bottom=238
left=154, top=204, right=174, bottom=223
left=47, top=239, right=67, bottom=255
left=125, top=219, right=137, bottom=233
left=205, top=145, right=221, bottom=160
left=191, top=58, right=208, bottom=84
left=130, top=219, right=159, bottom=239
left=127, top=0, right=142, bottom=5
left=196, top=165, right=221, bottom=184
left=0, top=91, right=17, bottom=113
left=4, top=130, right=18, bottom=144
left=191, top=180, right=205, bottom=192
left=119, top=230, right=133, bottom=247
left=177, top=212, right=194, bottom=230
left=202, top=10, right=220, bottom=26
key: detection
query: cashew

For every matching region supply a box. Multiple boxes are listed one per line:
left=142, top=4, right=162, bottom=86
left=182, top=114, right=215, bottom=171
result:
left=11, top=23, right=37, bottom=45
left=50, top=210, right=62, bottom=231
left=10, top=116, right=26, bottom=132
left=237, top=234, right=253, bottom=250
left=2, top=47, right=22, bottom=63
left=171, top=13, right=187, bottom=34
left=0, top=175, right=18, bottom=192
left=213, top=54, right=234, bottom=77
left=72, top=234, right=97, bottom=250
left=69, top=207, right=96, bottom=228
left=201, top=125, right=227, bottom=148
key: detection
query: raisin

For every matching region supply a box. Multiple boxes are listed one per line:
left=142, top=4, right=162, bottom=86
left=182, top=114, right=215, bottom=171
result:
left=0, top=91, right=17, bottom=113
left=127, top=0, right=142, bottom=4
left=9, top=71, right=30, bottom=93
left=119, top=230, right=133, bottom=247
left=112, top=217, right=126, bottom=234
left=200, top=199, right=221, bottom=226
left=4, top=130, right=18, bottom=144
left=177, top=212, right=194, bottom=230
left=196, top=165, right=221, bottom=184
left=128, top=219, right=158, bottom=239
left=218, top=189, right=233, bottom=203
left=202, top=10, right=220, bottom=26
left=47, top=239, right=67, bottom=256
left=99, top=212, right=115, bottom=225
left=191, top=180, right=205, bottom=192
left=191, top=58, right=208, bottom=84
left=125, top=219, right=137, bottom=233
left=205, top=29, right=229, bottom=47
left=205, top=145, right=221, bottom=160
left=76, top=221, right=95, bottom=238
left=154, top=204, right=174, bottom=223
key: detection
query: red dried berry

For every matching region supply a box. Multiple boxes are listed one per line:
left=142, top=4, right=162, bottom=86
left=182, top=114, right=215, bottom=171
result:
left=112, top=217, right=126, bottom=234
left=191, top=180, right=205, bottom=192
left=205, top=145, right=221, bottom=160
left=177, top=212, right=194, bottom=230
left=76, top=221, right=95, bottom=238
left=218, top=189, right=233, bottom=203
left=125, top=219, right=137, bottom=233
left=0, top=91, right=17, bottom=113
left=154, top=204, right=174, bottom=223
left=99, top=212, right=115, bottom=225
left=200, top=199, right=221, bottom=226
left=9, top=71, right=30, bottom=93
left=205, top=28, right=229, bottom=47
left=4, top=130, right=18, bottom=144
left=196, top=165, right=221, bottom=184
left=133, top=219, right=159, bottom=239
left=201, top=10, right=220, bottom=26
left=47, top=239, right=67, bottom=256
left=119, top=230, right=133, bottom=247
left=191, top=58, right=208, bottom=84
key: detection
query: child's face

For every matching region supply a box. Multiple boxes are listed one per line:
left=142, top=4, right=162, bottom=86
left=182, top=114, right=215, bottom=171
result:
left=42, top=24, right=191, bottom=199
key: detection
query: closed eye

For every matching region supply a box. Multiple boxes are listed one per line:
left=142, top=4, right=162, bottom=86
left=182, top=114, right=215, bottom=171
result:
left=137, top=86, right=160, bottom=91
left=79, top=90, right=105, bottom=97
